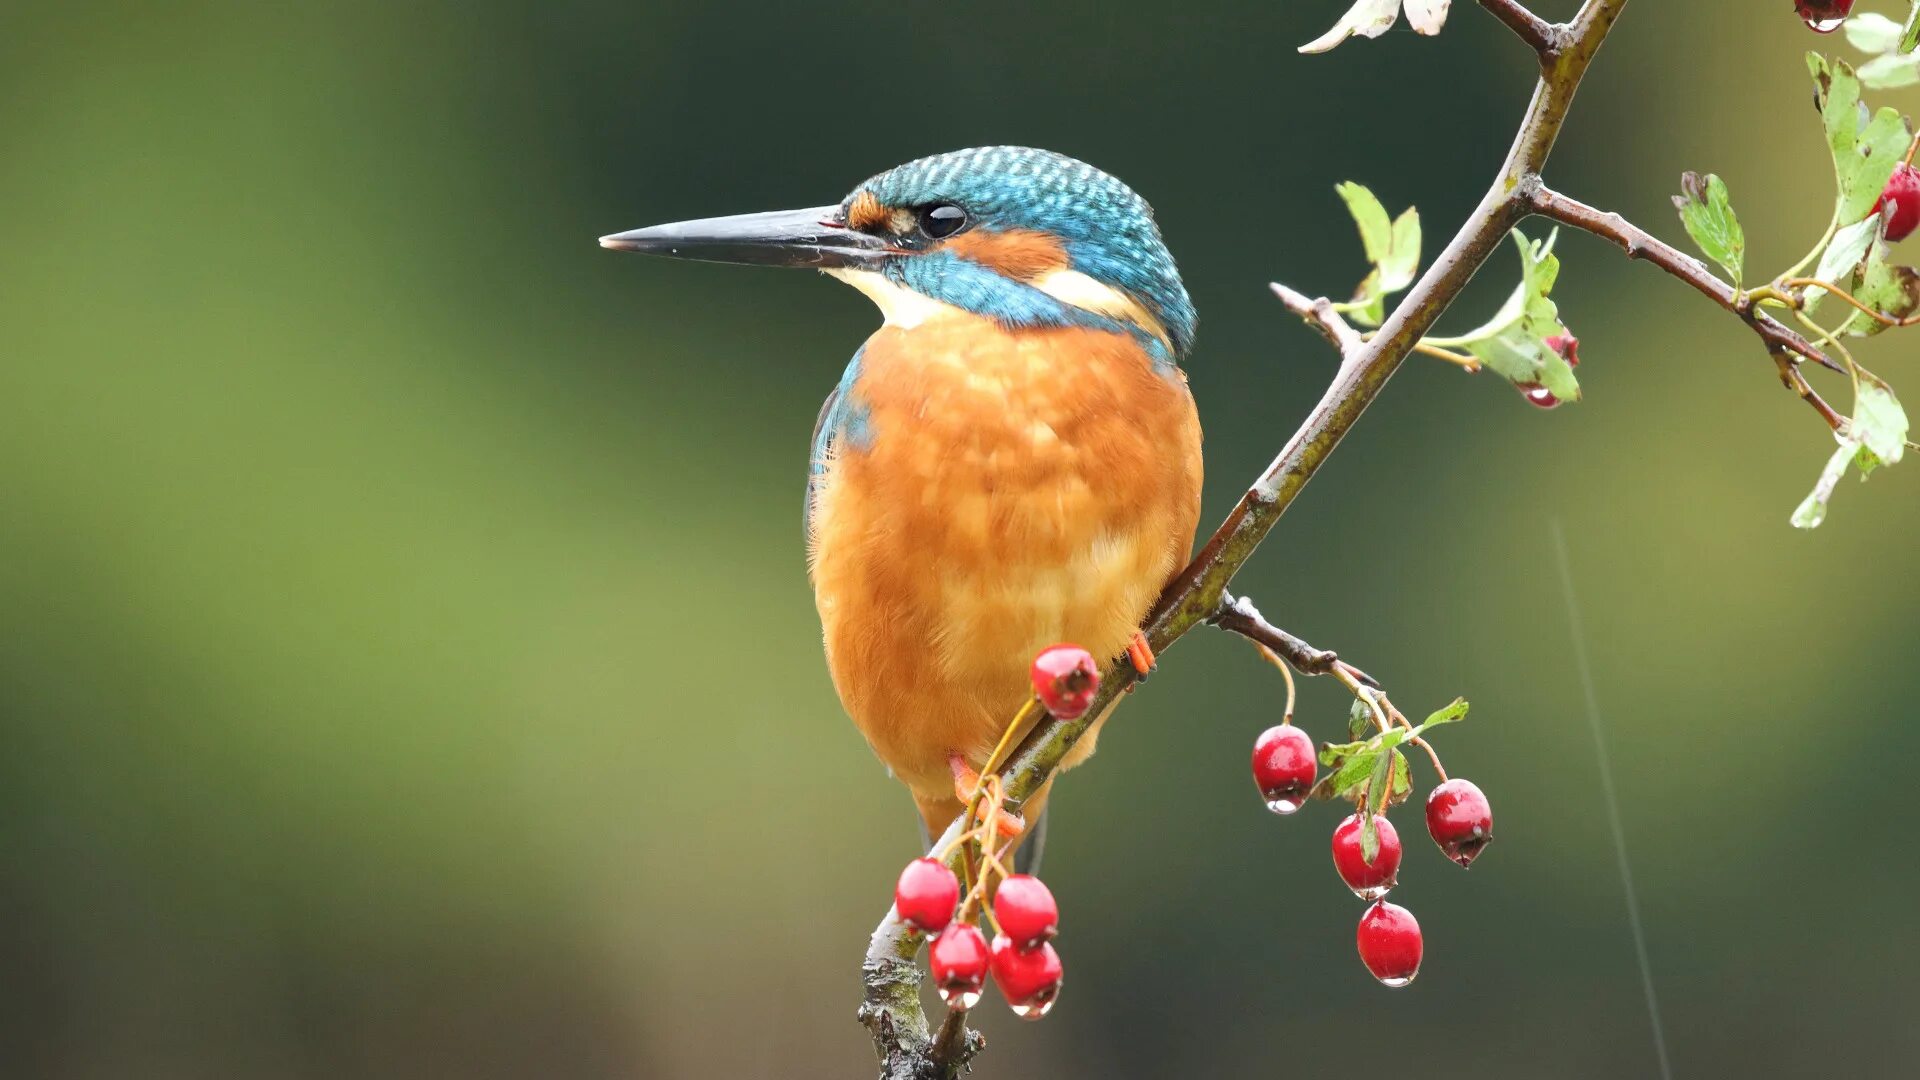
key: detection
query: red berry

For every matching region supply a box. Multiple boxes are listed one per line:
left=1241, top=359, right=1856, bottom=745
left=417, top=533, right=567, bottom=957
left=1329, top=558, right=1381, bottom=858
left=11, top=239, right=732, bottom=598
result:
left=990, top=933, right=1063, bottom=1019
left=894, top=858, right=960, bottom=932
left=1794, top=0, right=1854, bottom=32
left=929, top=923, right=991, bottom=1009
left=1251, top=724, right=1317, bottom=814
left=1544, top=333, right=1581, bottom=368
left=1874, top=163, right=1920, bottom=243
left=1330, top=813, right=1402, bottom=900
left=1356, top=901, right=1423, bottom=987
left=993, top=873, right=1059, bottom=949
left=1513, top=381, right=1562, bottom=409
left=1030, top=645, right=1100, bottom=721
left=1426, top=778, right=1494, bottom=868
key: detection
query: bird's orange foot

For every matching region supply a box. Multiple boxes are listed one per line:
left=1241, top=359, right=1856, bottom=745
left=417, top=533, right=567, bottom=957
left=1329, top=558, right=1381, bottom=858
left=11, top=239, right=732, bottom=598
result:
left=949, top=754, right=1027, bottom=838
left=1126, top=630, right=1157, bottom=684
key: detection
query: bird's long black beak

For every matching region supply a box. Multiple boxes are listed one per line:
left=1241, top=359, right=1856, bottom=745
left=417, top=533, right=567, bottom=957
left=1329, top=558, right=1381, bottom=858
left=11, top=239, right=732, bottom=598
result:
left=597, top=205, right=892, bottom=269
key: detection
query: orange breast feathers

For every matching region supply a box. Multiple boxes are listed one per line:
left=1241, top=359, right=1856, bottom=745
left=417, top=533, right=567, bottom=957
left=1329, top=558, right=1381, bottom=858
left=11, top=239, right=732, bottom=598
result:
left=806, top=316, right=1203, bottom=827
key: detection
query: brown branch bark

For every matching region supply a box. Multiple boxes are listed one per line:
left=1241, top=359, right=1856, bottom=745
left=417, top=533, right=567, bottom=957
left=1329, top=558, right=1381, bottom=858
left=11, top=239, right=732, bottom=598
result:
left=1479, top=0, right=1563, bottom=55
left=1522, top=184, right=1849, bottom=429
left=860, top=2, right=1629, bottom=1075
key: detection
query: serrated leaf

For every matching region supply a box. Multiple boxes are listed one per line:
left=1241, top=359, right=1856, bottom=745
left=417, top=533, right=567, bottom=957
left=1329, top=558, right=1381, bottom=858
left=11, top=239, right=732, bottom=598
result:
left=1846, top=12, right=1907, bottom=54
left=1853, top=374, right=1907, bottom=465
left=1366, top=751, right=1393, bottom=818
left=1446, top=230, right=1580, bottom=402
left=1841, top=238, right=1920, bottom=337
left=1319, top=738, right=1370, bottom=769
left=1411, top=697, right=1469, bottom=735
left=1858, top=52, right=1920, bottom=89
left=1815, top=213, right=1883, bottom=286
left=1903, top=2, right=1920, bottom=54
left=1792, top=436, right=1861, bottom=529
left=1300, top=0, right=1399, bottom=54
left=1324, top=746, right=1382, bottom=800
left=1336, top=183, right=1422, bottom=327
left=1812, top=55, right=1915, bottom=224
left=1672, top=172, right=1746, bottom=284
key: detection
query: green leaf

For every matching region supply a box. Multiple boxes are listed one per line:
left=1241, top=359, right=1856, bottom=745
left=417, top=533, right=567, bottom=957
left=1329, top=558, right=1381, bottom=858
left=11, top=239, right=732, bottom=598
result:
left=1299, top=0, right=1399, bottom=54
left=1366, top=750, right=1392, bottom=818
left=1319, top=738, right=1370, bottom=769
left=1815, top=213, right=1883, bottom=287
left=1412, top=697, right=1469, bottom=735
left=1348, top=696, right=1374, bottom=740
left=1903, top=2, right=1920, bottom=54
left=1388, top=748, right=1412, bottom=806
left=1852, top=374, right=1908, bottom=466
left=1846, top=12, right=1908, bottom=54
left=1335, top=183, right=1422, bottom=327
left=1792, top=437, right=1861, bottom=529
left=1840, top=237, right=1920, bottom=337
left=1811, top=55, right=1915, bottom=224
left=1858, top=52, right=1920, bottom=89
left=1359, top=810, right=1380, bottom=864
left=1672, top=172, right=1746, bottom=284
left=1443, top=230, right=1580, bottom=403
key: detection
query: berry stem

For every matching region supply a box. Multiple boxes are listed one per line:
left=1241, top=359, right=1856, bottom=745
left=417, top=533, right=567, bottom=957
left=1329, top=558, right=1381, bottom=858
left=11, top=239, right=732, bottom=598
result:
left=1252, top=642, right=1299, bottom=724
left=1781, top=277, right=1920, bottom=329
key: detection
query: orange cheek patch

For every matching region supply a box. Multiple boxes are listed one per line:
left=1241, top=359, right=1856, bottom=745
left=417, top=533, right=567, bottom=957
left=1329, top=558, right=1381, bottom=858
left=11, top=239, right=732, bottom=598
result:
left=944, top=229, right=1070, bottom=281
left=846, top=190, right=889, bottom=232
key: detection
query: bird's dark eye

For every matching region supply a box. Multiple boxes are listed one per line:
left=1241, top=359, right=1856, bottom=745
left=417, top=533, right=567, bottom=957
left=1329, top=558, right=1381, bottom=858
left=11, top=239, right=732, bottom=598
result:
left=919, top=204, right=968, bottom=239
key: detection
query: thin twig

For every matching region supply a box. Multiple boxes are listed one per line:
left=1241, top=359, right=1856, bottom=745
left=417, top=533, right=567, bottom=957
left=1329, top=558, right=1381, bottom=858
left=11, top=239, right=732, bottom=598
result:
left=1781, top=277, right=1920, bottom=328
left=1523, top=185, right=1846, bottom=375
left=1269, top=281, right=1362, bottom=354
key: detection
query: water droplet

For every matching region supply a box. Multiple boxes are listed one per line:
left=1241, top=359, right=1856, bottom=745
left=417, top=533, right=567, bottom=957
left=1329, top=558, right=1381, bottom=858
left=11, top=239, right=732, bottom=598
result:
left=1349, top=883, right=1392, bottom=902
left=938, top=986, right=981, bottom=1010
left=1266, top=796, right=1306, bottom=815
left=1522, top=385, right=1561, bottom=409
left=1374, top=973, right=1416, bottom=989
left=1010, top=993, right=1057, bottom=1020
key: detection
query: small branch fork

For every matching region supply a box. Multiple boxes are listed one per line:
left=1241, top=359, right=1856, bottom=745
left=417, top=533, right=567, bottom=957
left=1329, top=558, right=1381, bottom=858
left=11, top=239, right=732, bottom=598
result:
left=861, top=3, right=1628, bottom=1076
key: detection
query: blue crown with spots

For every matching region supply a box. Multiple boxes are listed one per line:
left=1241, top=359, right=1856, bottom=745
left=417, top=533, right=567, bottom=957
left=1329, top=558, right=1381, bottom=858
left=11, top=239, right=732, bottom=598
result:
left=849, top=147, right=1196, bottom=358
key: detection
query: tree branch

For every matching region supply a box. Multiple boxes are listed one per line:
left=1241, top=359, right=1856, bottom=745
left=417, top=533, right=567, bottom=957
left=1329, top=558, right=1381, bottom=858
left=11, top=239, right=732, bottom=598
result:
left=1269, top=282, right=1363, bottom=355
left=859, top=2, right=1631, bottom=1074
left=1478, top=0, right=1562, bottom=55
left=1523, top=184, right=1849, bottom=430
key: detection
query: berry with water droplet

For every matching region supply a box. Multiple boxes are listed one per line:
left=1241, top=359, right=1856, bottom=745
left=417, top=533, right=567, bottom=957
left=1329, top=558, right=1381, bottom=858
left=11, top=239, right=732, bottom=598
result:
left=894, top=858, right=960, bottom=932
left=1356, top=901, right=1423, bottom=987
left=1794, top=0, right=1854, bottom=33
left=993, top=873, right=1058, bottom=950
left=929, top=923, right=991, bottom=1009
left=1426, top=778, right=1494, bottom=867
left=1874, top=163, right=1920, bottom=243
left=1331, top=813, right=1402, bottom=900
left=990, top=934, right=1063, bottom=1019
left=1251, top=724, right=1318, bottom=814
left=1030, top=645, right=1100, bottom=720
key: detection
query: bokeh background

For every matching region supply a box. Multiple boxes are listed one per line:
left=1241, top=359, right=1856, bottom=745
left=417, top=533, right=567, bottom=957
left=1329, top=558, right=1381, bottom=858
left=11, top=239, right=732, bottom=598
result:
left=4, top=1, right=1917, bottom=1076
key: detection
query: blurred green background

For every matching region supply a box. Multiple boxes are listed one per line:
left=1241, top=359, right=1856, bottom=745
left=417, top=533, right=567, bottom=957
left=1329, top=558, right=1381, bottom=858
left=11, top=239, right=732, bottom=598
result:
left=4, top=1, right=1917, bottom=1076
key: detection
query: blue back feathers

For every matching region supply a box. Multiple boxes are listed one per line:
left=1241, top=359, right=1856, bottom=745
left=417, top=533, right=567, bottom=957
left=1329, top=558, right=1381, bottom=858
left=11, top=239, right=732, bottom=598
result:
left=845, top=147, right=1196, bottom=360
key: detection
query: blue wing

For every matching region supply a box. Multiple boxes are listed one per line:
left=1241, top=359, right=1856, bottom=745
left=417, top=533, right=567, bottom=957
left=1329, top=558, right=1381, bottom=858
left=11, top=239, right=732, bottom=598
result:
left=806, top=346, right=869, bottom=537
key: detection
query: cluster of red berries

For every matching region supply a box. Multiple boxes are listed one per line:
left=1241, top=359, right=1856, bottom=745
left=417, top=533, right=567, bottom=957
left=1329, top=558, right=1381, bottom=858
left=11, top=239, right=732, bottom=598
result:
left=896, top=862, right=1064, bottom=1018
left=887, top=644, right=1099, bottom=1021
left=1252, top=722, right=1493, bottom=986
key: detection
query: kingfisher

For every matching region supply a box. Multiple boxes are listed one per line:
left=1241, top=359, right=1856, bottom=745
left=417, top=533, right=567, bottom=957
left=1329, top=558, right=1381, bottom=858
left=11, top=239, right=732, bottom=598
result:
left=601, top=147, right=1203, bottom=856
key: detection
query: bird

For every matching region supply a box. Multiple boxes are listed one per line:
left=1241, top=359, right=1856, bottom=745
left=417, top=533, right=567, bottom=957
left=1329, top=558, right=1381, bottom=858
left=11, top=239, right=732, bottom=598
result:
left=601, top=147, right=1203, bottom=859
